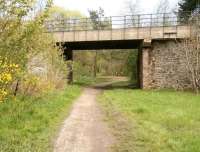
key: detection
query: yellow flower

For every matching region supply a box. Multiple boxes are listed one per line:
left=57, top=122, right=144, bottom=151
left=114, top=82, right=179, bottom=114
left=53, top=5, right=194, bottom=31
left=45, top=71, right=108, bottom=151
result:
left=4, top=73, right=12, bottom=82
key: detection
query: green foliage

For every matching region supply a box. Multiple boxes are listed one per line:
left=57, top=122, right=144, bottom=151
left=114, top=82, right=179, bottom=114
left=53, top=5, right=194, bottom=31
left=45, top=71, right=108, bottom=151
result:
left=48, top=6, right=84, bottom=20
left=0, top=0, right=53, bottom=67
left=178, top=0, right=199, bottom=20
left=47, top=6, right=85, bottom=31
left=74, top=50, right=139, bottom=84
left=88, top=7, right=111, bottom=30
left=0, top=85, right=81, bottom=152
left=99, top=89, right=200, bottom=152
left=0, top=0, right=68, bottom=98
left=126, top=50, right=138, bottom=82
left=179, top=0, right=198, bottom=12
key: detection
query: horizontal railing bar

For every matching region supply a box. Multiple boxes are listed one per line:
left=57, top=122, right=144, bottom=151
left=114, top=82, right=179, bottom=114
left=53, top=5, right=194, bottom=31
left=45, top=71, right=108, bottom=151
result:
left=45, top=11, right=191, bottom=22
left=44, top=12, right=193, bottom=32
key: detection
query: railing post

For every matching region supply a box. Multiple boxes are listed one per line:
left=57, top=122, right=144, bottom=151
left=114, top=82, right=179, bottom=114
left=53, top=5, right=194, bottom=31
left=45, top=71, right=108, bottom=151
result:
left=124, top=15, right=126, bottom=29
left=67, top=19, right=69, bottom=31
left=150, top=14, right=152, bottom=38
left=98, top=17, right=100, bottom=40
left=86, top=18, right=88, bottom=30
left=110, top=16, right=112, bottom=40
left=150, top=14, right=153, bottom=27
left=124, top=16, right=126, bottom=39
left=138, top=15, right=140, bottom=27
left=110, top=16, right=112, bottom=29
left=163, top=13, right=166, bottom=26
left=73, top=19, right=75, bottom=41
left=162, top=14, right=165, bottom=38
left=137, top=15, right=140, bottom=38
left=85, top=18, right=88, bottom=41
left=98, top=16, right=101, bottom=30
left=73, top=19, right=76, bottom=31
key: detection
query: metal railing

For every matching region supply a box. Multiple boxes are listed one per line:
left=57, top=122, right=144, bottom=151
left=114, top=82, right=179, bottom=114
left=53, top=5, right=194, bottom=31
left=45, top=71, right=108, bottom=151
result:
left=45, top=12, right=192, bottom=32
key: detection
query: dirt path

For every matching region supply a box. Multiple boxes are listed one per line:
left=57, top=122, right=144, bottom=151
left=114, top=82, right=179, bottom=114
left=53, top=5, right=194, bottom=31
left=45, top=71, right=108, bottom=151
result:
left=54, top=88, right=114, bottom=152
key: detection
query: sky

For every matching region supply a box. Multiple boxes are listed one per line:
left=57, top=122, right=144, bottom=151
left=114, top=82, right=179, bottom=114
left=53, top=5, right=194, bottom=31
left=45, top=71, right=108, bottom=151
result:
left=53, top=0, right=179, bottom=16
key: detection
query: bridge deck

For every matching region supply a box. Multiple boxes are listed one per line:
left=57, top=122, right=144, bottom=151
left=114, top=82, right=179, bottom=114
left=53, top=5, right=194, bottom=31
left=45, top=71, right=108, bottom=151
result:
left=52, top=25, right=191, bottom=42
left=46, top=13, right=192, bottom=43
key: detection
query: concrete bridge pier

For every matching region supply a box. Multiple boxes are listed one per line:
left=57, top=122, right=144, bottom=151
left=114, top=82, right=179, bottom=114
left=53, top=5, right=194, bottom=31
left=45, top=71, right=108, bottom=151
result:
left=140, top=41, right=152, bottom=89
left=64, top=48, right=73, bottom=84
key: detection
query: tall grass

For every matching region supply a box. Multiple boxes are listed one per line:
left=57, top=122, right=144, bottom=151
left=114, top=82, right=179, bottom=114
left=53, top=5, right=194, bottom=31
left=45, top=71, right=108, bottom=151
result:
left=99, top=89, right=200, bottom=152
left=0, top=86, right=81, bottom=152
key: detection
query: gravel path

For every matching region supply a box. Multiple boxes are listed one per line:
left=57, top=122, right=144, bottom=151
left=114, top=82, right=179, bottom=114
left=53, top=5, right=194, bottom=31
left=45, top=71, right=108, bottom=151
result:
left=54, top=88, right=114, bottom=152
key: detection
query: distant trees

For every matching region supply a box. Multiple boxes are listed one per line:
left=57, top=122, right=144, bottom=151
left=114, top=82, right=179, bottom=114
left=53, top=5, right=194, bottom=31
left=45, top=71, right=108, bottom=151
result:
left=88, top=7, right=111, bottom=30
left=87, top=8, right=111, bottom=77
left=125, top=0, right=141, bottom=15
left=46, top=6, right=85, bottom=31
left=179, top=0, right=199, bottom=13
left=178, top=0, right=199, bottom=20
left=124, top=0, right=141, bottom=27
left=73, top=50, right=135, bottom=79
left=156, top=0, right=170, bottom=14
left=154, top=0, right=172, bottom=26
left=48, top=6, right=83, bottom=20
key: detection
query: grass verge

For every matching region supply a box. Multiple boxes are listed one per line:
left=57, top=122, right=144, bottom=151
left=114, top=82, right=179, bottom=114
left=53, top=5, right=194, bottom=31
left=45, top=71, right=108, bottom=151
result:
left=73, top=76, right=113, bottom=86
left=0, top=85, right=81, bottom=152
left=99, top=89, right=200, bottom=152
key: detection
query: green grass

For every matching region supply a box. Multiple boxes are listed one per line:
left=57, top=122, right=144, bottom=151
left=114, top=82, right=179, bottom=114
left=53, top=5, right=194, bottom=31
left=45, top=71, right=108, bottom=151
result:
left=0, top=85, right=81, bottom=152
left=73, top=76, right=118, bottom=86
left=99, top=89, right=200, bottom=152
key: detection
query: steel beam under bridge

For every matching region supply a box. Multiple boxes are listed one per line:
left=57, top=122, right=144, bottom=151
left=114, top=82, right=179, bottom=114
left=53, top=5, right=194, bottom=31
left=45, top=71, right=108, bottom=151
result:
left=59, top=40, right=142, bottom=50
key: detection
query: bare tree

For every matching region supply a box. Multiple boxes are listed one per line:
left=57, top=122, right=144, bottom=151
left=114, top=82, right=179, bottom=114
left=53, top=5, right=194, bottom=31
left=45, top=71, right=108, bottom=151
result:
left=154, top=0, right=171, bottom=26
left=156, top=0, right=170, bottom=14
left=126, top=0, right=141, bottom=15
left=124, top=0, right=141, bottom=27
left=88, top=7, right=107, bottom=77
left=177, top=17, right=200, bottom=93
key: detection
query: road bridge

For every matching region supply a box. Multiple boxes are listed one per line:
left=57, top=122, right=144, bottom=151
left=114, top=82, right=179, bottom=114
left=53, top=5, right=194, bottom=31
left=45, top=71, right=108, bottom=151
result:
left=45, top=12, right=193, bottom=89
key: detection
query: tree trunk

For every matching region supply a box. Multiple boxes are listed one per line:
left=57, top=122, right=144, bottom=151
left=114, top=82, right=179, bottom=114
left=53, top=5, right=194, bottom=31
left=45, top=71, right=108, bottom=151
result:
left=93, top=51, right=97, bottom=77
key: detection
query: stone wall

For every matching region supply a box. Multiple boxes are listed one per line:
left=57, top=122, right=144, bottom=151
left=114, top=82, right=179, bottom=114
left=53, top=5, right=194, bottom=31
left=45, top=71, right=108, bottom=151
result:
left=143, top=40, right=192, bottom=89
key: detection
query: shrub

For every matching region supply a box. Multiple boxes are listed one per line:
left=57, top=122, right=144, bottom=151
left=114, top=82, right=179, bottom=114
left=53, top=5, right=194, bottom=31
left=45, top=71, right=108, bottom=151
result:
left=0, top=57, right=21, bottom=102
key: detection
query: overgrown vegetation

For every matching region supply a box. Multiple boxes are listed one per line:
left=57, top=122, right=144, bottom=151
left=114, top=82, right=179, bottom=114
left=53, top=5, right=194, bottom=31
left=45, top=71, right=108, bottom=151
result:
left=0, top=0, right=68, bottom=101
left=173, top=15, right=200, bottom=93
left=73, top=50, right=139, bottom=85
left=99, top=89, right=200, bottom=152
left=0, top=2, right=81, bottom=151
left=0, top=85, right=81, bottom=152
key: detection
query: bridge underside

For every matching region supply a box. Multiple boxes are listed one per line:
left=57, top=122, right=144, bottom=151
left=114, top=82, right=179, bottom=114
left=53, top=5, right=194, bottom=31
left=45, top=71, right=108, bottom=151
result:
left=61, top=39, right=192, bottom=90
left=49, top=13, right=193, bottom=90
left=60, top=39, right=145, bottom=88
left=60, top=39, right=142, bottom=50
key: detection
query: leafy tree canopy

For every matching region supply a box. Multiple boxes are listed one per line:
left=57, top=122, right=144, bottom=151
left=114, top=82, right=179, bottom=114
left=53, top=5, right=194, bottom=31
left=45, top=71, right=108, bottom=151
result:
left=48, top=6, right=84, bottom=20
left=178, top=0, right=199, bottom=19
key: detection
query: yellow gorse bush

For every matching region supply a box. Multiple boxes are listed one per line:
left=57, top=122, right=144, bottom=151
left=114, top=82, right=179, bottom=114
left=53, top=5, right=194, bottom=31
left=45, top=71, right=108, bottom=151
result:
left=0, top=57, right=20, bottom=102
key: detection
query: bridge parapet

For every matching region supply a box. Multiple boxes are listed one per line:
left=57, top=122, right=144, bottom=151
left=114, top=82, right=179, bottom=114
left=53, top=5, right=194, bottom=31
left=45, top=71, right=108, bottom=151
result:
left=45, top=12, right=192, bottom=42
left=52, top=25, right=191, bottom=42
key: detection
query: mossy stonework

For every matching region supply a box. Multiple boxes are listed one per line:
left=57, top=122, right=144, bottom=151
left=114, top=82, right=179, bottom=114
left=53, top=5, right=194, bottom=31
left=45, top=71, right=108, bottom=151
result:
left=141, top=40, right=191, bottom=89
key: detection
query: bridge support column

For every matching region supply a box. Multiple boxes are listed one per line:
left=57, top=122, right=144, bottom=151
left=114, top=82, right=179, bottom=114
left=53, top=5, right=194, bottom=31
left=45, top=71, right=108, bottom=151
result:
left=64, top=48, right=73, bottom=84
left=140, top=41, right=152, bottom=89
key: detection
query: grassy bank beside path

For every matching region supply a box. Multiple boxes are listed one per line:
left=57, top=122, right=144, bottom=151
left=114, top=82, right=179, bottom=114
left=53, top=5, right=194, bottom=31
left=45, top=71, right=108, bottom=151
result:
left=99, top=89, right=200, bottom=152
left=0, top=85, right=81, bottom=152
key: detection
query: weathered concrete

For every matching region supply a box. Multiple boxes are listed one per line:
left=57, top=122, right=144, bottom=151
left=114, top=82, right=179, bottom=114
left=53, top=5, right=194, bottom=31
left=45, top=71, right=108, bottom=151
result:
left=52, top=26, right=191, bottom=43
left=140, top=44, right=152, bottom=89
left=57, top=25, right=192, bottom=89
